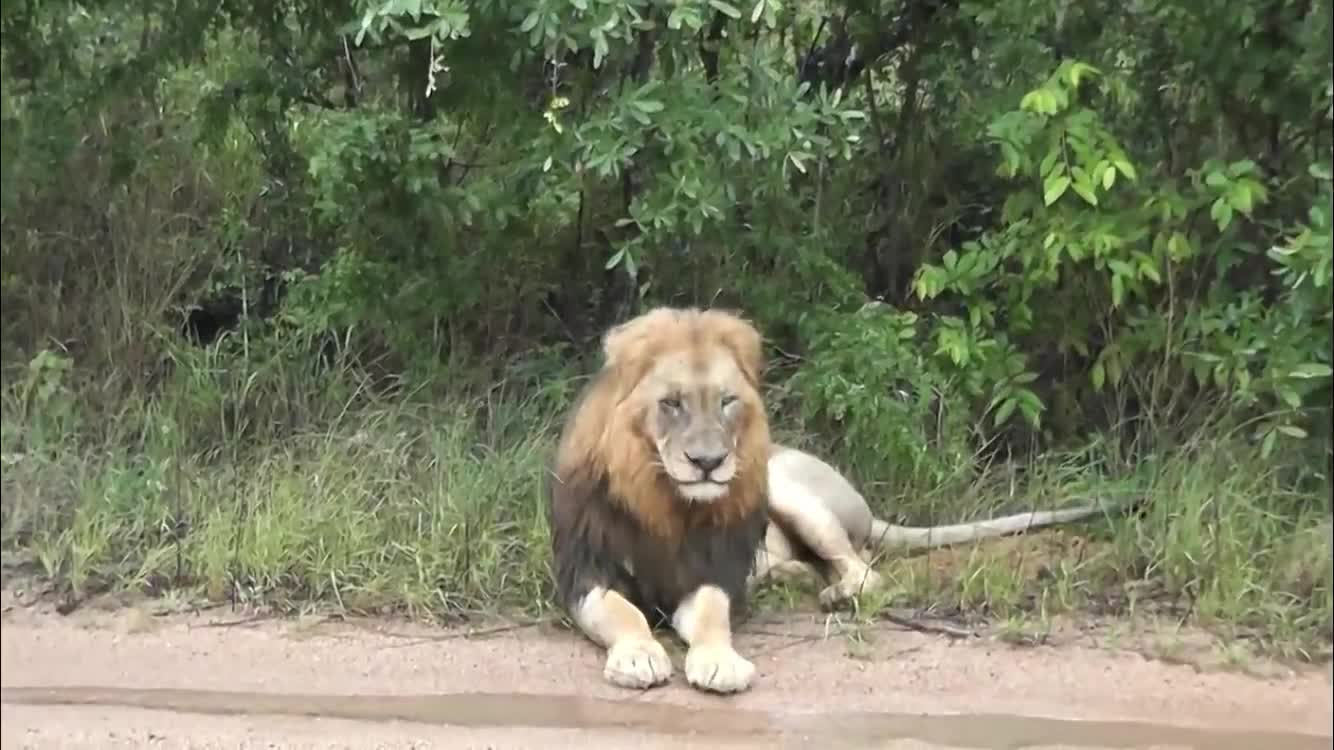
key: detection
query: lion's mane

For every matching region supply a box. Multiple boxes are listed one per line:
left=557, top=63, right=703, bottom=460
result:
left=546, top=307, right=772, bottom=625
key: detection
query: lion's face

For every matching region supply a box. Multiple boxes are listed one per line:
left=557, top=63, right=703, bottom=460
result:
left=557, top=307, right=771, bottom=523
left=630, top=348, right=757, bottom=502
left=583, top=307, right=769, bottom=507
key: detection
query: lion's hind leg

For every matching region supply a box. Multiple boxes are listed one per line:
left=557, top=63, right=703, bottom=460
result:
left=766, top=469, right=885, bottom=608
left=749, top=522, right=824, bottom=588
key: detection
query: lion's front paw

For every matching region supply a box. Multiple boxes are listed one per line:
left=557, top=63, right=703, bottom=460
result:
left=604, top=638, right=673, bottom=689
left=819, top=566, right=885, bottom=609
left=684, top=644, right=755, bottom=694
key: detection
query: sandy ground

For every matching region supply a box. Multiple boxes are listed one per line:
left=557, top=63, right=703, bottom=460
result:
left=1, top=591, right=1331, bottom=749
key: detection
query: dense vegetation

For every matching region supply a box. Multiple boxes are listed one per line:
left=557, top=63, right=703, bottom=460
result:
left=1, top=0, right=1330, bottom=655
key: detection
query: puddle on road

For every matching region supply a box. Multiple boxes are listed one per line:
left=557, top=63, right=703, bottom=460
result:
left=1, top=686, right=1328, bottom=750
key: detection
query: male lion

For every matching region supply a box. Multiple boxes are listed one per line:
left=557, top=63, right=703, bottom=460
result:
left=547, top=306, right=1116, bottom=695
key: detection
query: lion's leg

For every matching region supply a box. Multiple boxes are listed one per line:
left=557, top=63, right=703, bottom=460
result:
left=749, top=522, right=800, bottom=585
left=671, top=585, right=755, bottom=694
left=573, top=586, right=673, bottom=689
left=749, top=523, right=822, bottom=590
left=766, top=559, right=823, bottom=585
left=767, top=478, right=885, bottom=608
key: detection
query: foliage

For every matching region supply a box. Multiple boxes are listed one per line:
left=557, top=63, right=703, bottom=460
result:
left=787, top=304, right=976, bottom=504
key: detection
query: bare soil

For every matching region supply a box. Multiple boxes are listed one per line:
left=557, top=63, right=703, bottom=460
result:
left=1, top=587, right=1330, bottom=749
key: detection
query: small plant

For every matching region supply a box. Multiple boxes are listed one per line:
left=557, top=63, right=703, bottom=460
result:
left=788, top=305, right=975, bottom=506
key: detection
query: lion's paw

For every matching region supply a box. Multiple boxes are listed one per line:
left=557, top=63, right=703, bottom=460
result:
left=819, top=566, right=885, bottom=609
left=604, top=638, right=673, bottom=689
left=684, top=644, right=755, bottom=694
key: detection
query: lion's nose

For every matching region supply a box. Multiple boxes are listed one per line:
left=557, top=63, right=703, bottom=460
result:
left=686, top=450, right=727, bottom=474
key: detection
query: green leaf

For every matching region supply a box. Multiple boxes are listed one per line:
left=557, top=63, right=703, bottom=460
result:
left=402, top=21, right=439, bottom=40
left=1210, top=197, right=1233, bottom=231
left=1065, top=62, right=1100, bottom=86
left=1261, top=429, right=1277, bottom=458
left=750, top=0, right=765, bottom=22
left=1139, top=257, right=1161, bottom=283
left=1016, top=388, right=1045, bottom=428
left=1039, top=148, right=1061, bottom=178
left=1102, top=165, right=1116, bottom=189
left=1278, top=386, right=1302, bottom=408
left=1227, top=159, right=1258, bottom=177
left=1276, top=424, right=1309, bottom=439
left=992, top=397, right=1017, bottom=427
left=592, top=30, right=610, bottom=68
left=1091, top=361, right=1106, bottom=391
left=1167, top=232, right=1191, bottom=260
left=1071, top=178, right=1098, bottom=206
left=1228, top=183, right=1254, bottom=214
left=604, top=247, right=626, bottom=270
left=1043, top=174, right=1071, bottom=206
left=1290, top=363, right=1333, bottom=379
left=1113, top=157, right=1137, bottom=182
left=708, top=0, right=743, bottom=17
left=633, top=99, right=665, bottom=113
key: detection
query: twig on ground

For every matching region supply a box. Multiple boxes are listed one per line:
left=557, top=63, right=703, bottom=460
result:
left=375, top=618, right=550, bottom=648
left=195, top=614, right=272, bottom=629
left=880, top=610, right=977, bottom=639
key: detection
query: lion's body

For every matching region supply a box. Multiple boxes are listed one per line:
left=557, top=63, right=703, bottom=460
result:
left=547, top=306, right=1118, bottom=695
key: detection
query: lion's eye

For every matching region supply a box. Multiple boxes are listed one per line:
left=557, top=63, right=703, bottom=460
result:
left=660, top=397, right=683, bottom=411
left=720, top=394, right=738, bottom=409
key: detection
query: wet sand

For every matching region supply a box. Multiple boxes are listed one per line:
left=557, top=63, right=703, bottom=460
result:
left=2, top=594, right=1330, bottom=749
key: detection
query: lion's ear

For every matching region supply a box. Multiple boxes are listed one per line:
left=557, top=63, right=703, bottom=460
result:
left=704, top=310, right=765, bottom=386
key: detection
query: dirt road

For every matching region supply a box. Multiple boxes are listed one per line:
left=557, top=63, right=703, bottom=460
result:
left=1, top=591, right=1330, bottom=749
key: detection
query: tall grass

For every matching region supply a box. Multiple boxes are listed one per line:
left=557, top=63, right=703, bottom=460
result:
left=1, top=336, right=572, bottom=622
left=856, top=437, right=1333, bottom=659
left=2, top=334, right=1330, bottom=657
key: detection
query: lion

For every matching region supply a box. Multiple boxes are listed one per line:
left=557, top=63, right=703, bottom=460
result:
left=546, top=306, right=1118, bottom=695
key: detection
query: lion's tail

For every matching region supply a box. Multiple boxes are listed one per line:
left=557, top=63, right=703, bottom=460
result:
left=865, top=501, right=1123, bottom=552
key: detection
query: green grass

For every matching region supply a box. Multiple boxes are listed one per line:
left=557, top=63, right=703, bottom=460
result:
left=1, top=338, right=572, bottom=622
left=1, top=339, right=1331, bottom=661
left=848, top=442, right=1334, bottom=660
